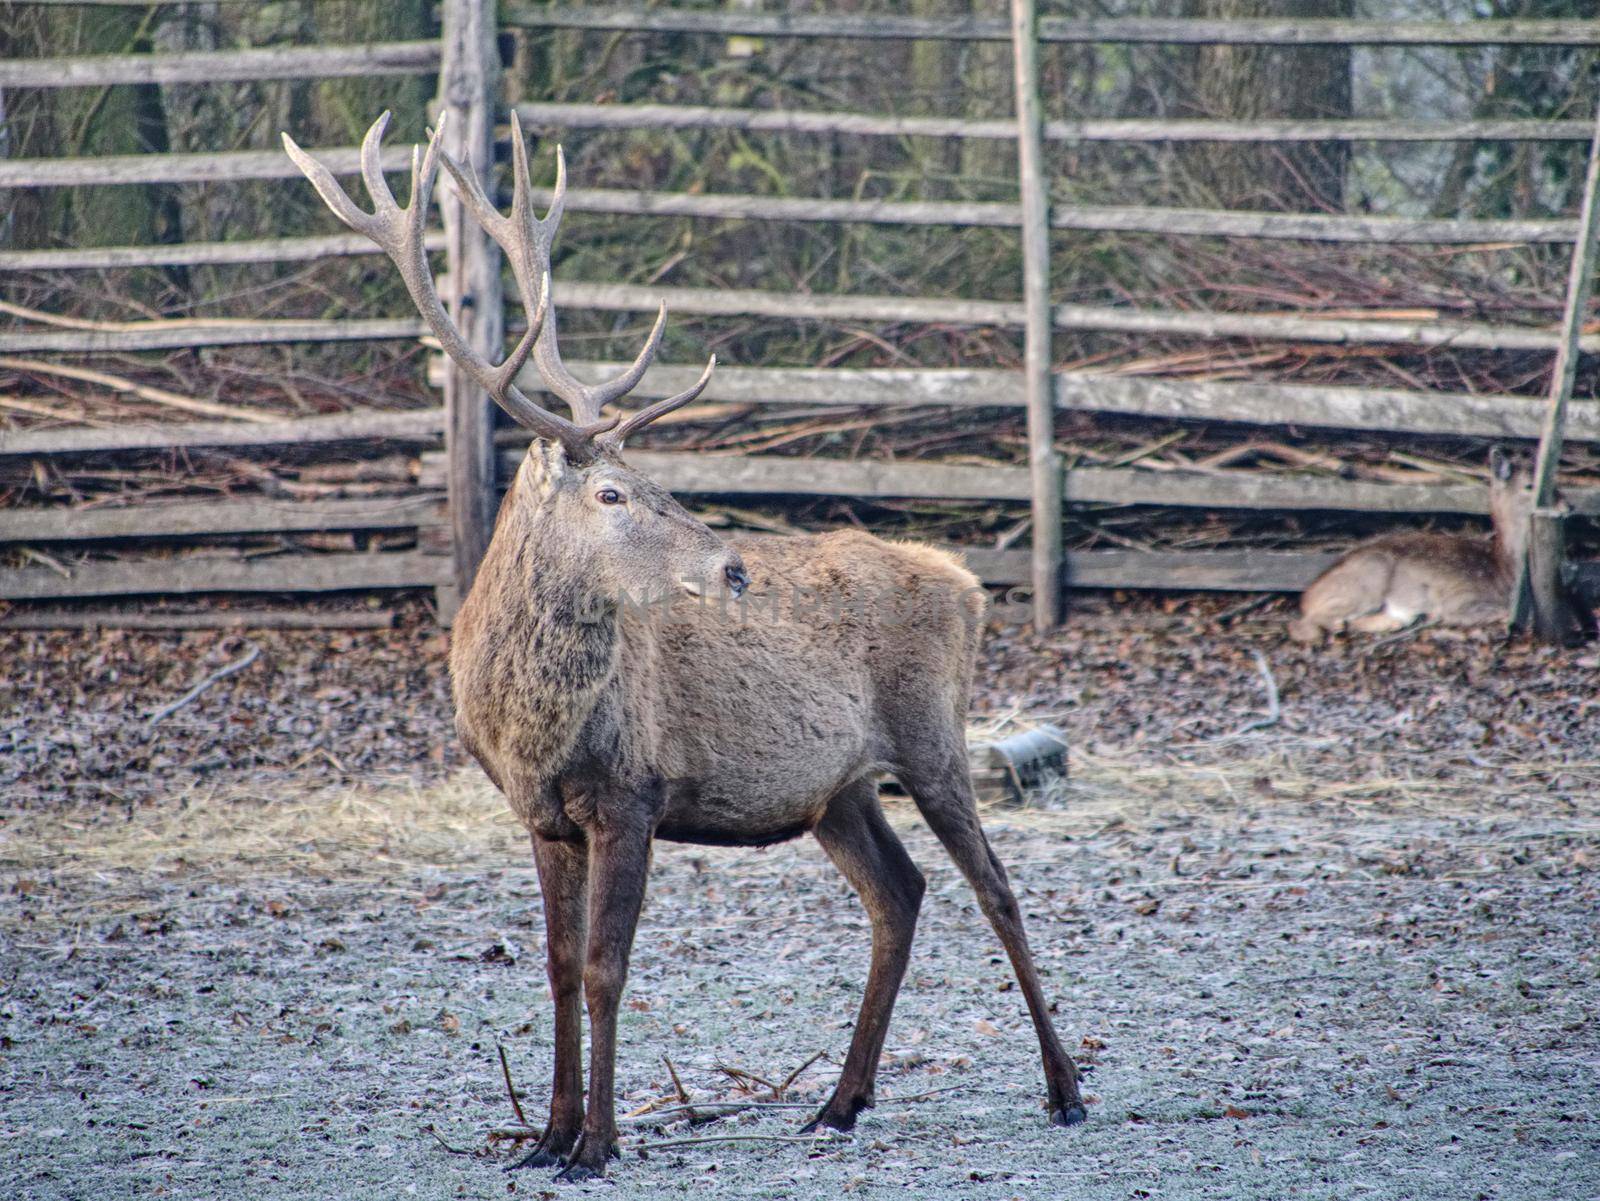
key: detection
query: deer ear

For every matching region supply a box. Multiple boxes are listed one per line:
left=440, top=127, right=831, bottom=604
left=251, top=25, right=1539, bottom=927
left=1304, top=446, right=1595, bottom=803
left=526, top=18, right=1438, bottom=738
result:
left=519, top=439, right=572, bottom=498
left=1490, top=447, right=1512, bottom=482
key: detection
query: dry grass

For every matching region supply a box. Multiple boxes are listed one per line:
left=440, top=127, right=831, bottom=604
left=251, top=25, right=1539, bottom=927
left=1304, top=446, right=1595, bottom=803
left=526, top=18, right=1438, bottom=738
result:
left=7, top=729, right=1596, bottom=906
left=0, top=773, right=524, bottom=891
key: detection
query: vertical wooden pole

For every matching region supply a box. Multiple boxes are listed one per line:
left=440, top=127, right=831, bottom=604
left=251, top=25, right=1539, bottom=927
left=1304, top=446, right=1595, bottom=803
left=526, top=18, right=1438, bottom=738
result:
left=1009, top=0, right=1061, bottom=632
left=1511, top=92, right=1600, bottom=642
left=437, top=0, right=502, bottom=622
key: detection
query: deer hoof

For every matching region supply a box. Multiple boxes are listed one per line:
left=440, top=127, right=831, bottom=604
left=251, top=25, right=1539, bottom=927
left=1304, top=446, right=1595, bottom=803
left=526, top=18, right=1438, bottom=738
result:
left=1050, top=1102, right=1088, bottom=1127
left=507, top=1148, right=561, bottom=1171
left=800, top=1098, right=865, bottom=1135
left=506, top=1127, right=580, bottom=1172
left=553, top=1161, right=604, bottom=1184
left=552, top=1133, right=616, bottom=1183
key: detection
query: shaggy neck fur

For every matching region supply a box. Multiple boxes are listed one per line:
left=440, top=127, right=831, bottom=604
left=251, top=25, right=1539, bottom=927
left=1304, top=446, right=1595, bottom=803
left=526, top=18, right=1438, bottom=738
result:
left=451, top=443, right=619, bottom=788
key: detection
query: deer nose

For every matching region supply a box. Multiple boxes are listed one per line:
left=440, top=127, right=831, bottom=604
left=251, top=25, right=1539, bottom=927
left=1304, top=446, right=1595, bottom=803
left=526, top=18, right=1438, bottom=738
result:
left=724, top=559, right=749, bottom=597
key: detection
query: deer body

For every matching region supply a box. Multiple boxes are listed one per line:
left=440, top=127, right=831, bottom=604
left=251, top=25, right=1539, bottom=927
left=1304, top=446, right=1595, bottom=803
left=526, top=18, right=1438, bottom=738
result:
left=286, top=113, right=1083, bottom=1183
left=1289, top=450, right=1533, bottom=642
left=454, top=469, right=983, bottom=845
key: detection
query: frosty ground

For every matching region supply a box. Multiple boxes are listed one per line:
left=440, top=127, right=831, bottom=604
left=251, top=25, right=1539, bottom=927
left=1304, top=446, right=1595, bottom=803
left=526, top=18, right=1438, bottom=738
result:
left=2, top=600, right=1598, bottom=1199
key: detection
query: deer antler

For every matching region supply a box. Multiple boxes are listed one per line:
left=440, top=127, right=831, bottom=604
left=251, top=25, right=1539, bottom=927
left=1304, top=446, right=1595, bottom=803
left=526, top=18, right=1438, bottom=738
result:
left=438, top=112, right=715, bottom=450
left=282, top=111, right=714, bottom=460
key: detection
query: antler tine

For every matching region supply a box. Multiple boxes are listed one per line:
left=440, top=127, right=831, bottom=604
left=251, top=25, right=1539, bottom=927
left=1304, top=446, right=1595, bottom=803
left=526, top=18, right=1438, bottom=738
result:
left=486, top=130, right=707, bottom=435
left=436, top=115, right=551, bottom=418
left=609, top=354, right=718, bottom=447
left=283, top=113, right=597, bottom=457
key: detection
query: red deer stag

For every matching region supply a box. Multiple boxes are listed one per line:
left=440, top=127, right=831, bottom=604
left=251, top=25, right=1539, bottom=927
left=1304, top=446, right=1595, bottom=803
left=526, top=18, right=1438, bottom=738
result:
left=284, top=112, right=1085, bottom=1182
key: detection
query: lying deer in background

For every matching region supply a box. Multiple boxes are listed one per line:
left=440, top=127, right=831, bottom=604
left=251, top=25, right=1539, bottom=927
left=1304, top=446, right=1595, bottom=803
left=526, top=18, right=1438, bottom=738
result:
left=284, top=113, right=1085, bottom=1183
left=1288, top=448, right=1534, bottom=642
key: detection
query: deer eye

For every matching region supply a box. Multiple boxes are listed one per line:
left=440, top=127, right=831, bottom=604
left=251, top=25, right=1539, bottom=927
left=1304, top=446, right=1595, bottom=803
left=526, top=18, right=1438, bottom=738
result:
left=596, top=487, right=624, bottom=505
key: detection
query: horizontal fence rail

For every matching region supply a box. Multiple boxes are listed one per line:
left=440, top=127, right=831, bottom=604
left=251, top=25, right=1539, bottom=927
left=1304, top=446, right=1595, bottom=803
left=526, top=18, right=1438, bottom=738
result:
left=0, top=551, right=453, bottom=602
left=10, top=111, right=1582, bottom=194
left=0, top=409, right=443, bottom=457
left=0, top=318, right=426, bottom=354
left=505, top=7, right=1600, bottom=47
left=0, top=231, right=446, bottom=272
left=496, top=188, right=1581, bottom=245
left=7, top=286, right=1591, bottom=354
left=440, top=443, right=1600, bottom=516
left=526, top=362, right=1600, bottom=444
left=515, top=102, right=1594, bottom=144
left=3, top=200, right=1570, bottom=275
left=8, top=353, right=1595, bottom=458
left=0, top=40, right=440, bottom=88
left=547, top=282, right=1599, bottom=354
left=0, top=144, right=412, bottom=189
left=0, top=496, right=445, bottom=543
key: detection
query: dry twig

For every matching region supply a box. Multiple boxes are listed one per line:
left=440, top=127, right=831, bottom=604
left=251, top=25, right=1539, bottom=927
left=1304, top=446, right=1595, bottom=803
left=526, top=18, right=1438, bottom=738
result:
left=145, top=643, right=261, bottom=728
left=497, top=1044, right=529, bottom=1130
left=0, top=355, right=274, bottom=423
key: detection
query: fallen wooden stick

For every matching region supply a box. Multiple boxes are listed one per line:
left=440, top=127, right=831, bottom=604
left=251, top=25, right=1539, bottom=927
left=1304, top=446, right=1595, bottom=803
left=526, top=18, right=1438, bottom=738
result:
left=496, top=1044, right=530, bottom=1131
left=145, top=643, right=261, bottom=727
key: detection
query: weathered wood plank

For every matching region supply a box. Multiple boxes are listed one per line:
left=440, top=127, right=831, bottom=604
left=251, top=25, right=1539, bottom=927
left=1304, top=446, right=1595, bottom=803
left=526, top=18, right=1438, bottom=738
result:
left=0, top=408, right=443, bottom=457
left=505, top=7, right=1600, bottom=47
left=1010, top=0, right=1061, bottom=629
left=5, top=539, right=1587, bottom=601
left=547, top=281, right=1597, bottom=353
left=10, top=363, right=1592, bottom=461
left=1512, top=96, right=1600, bottom=636
left=0, top=40, right=440, bottom=88
left=527, top=360, right=1600, bottom=442
left=467, top=445, right=1596, bottom=515
left=0, top=551, right=451, bottom=601
left=521, top=188, right=1575, bottom=243
left=4, top=290, right=1586, bottom=355
left=959, top=548, right=1340, bottom=590
left=0, top=143, right=413, bottom=189
left=516, top=101, right=1592, bottom=144
left=437, top=0, right=503, bottom=595
left=0, top=231, right=445, bottom=272
left=0, top=199, right=1573, bottom=272
left=0, top=496, right=446, bottom=543
left=0, top=317, right=426, bottom=354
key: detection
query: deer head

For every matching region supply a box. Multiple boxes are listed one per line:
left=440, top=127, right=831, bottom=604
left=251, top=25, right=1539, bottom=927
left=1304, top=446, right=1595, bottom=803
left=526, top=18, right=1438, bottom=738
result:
left=282, top=112, right=747, bottom=604
left=1488, top=445, right=1535, bottom=576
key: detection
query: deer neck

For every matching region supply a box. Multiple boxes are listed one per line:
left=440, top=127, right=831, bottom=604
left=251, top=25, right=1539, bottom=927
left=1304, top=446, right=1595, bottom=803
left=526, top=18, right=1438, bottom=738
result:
left=1489, top=484, right=1533, bottom=583
left=452, top=452, right=621, bottom=784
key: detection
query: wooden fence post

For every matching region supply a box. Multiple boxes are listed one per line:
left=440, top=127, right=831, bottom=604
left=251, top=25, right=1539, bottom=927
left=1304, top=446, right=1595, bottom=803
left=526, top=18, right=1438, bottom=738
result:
left=1511, top=92, right=1600, bottom=643
left=437, top=0, right=502, bottom=621
left=1009, top=0, right=1062, bottom=631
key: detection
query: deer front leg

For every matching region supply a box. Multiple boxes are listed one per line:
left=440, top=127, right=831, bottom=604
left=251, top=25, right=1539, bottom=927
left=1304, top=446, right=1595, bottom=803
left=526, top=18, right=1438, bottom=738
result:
left=803, top=780, right=925, bottom=1133
left=555, top=819, right=653, bottom=1183
left=508, top=833, right=588, bottom=1171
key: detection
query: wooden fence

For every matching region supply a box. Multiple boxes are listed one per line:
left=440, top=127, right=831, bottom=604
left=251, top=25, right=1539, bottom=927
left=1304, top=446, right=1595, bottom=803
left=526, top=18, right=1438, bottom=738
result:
left=2, top=3, right=1599, bottom=629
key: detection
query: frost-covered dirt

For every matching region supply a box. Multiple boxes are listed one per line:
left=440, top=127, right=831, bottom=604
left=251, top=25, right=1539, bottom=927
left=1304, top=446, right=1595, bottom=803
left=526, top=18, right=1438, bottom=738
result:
left=4, top=757, right=1598, bottom=1200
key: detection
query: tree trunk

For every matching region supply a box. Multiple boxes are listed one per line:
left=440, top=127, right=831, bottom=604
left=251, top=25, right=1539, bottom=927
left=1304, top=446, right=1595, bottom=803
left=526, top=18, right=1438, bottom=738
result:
left=960, top=0, right=1014, bottom=195
left=908, top=0, right=962, bottom=197
left=1178, top=0, right=1352, bottom=212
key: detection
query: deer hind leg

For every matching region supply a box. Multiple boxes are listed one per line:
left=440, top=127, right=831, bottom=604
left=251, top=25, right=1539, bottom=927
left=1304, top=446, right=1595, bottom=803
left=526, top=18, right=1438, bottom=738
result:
left=555, top=817, right=654, bottom=1183
left=802, top=778, right=926, bottom=1134
left=900, top=744, right=1086, bottom=1128
left=508, top=833, right=589, bottom=1172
